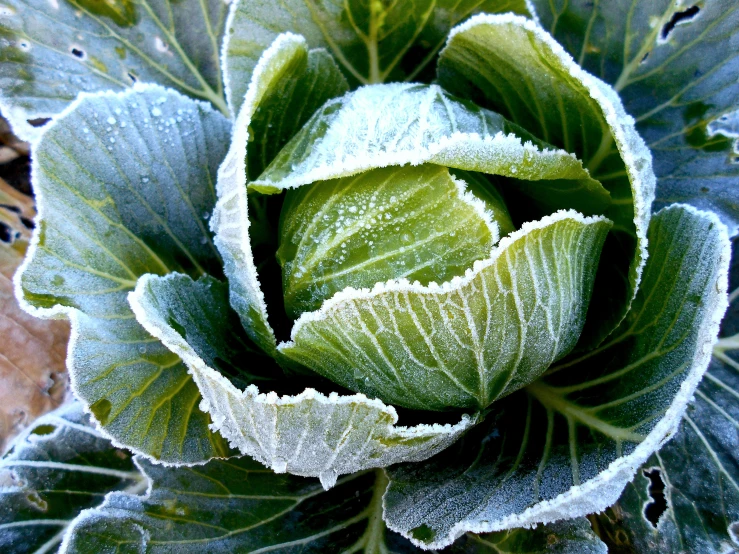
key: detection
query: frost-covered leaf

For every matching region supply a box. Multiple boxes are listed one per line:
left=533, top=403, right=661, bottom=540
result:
left=437, top=14, right=655, bottom=347
left=0, top=0, right=229, bottom=142
left=383, top=204, right=729, bottom=548
left=531, top=0, right=739, bottom=236
left=251, top=83, right=608, bottom=204
left=0, top=402, right=145, bottom=554
left=0, top=181, right=69, bottom=453
left=16, top=84, right=232, bottom=464
left=278, top=163, right=503, bottom=318
left=129, top=272, right=477, bottom=490
left=212, top=34, right=352, bottom=357
left=448, top=519, right=606, bottom=554
left=280, top=212, right=610, bottom=411
left=63, top=458, right=420, bottom=554
left=223, top=0, right=532, bottom=114
left=592, top=238, right=739, bottom=554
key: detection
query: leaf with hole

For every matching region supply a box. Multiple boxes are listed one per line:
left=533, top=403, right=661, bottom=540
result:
left=383, top=204, right=729, bottom=549
left=530, top=0, right=739, bottom=236
left=592, top=236, right=739, bottom=554
left=0, top=0, right=230, bottom=141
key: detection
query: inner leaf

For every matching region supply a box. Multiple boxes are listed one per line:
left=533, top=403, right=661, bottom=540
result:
left=278, top=164, right=506, bottom=317
left=280, top=213, right=611, bottom=411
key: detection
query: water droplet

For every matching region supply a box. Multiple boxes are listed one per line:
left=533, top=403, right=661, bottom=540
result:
left=151, top=107, right=162, bottom=117
left=319, top=469, right=338, bottom=489
left=401, top=231, right=414, bottom=244
left=107, top=116, right=116, bottom=125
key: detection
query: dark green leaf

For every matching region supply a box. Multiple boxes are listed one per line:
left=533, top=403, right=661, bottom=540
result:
left=63, top=458, right=414, bottom=553
left=592, top=237, right=739, bottom=554
left=448, top=520, right=607, bottom=554
left=0, top=402, right=145, bottom=554
left=223, top=0, right=532, bottom=114
left=531, top=0, right=739, bottom=235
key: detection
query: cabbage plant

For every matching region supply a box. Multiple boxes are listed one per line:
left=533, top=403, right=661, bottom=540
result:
left=0, top=0, right=737, bottom=552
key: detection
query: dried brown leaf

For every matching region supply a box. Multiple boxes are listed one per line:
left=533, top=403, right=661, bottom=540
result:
left=0, top=178, right=69, bottom=452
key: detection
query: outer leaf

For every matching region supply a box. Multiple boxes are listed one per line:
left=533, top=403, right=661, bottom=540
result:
left=129, top=272, right=477, bottom=490
left=62, top=458, right=422, bottom=553
left=278, top=163, right=501, bottom=318
left=0, top=0, right=229, bottom=141
left=16, top=84, right=232, bottom=463
left=251, top=83, right=608, bottom=205
left=383, top=204, right=729, bottom=549
left=211, top=34, right=351, bottom=357
left=448, top=519, right=606, bottom=554
left=280, top=212, right=611, bottom=411
left=222, top=0, right=532, bottom=114
left=0, top=402, right=145, bottom=554
left=0, top=181, right=69, bottom=453
left=531, top=0, right=739, bottom=235
left=437, top=14, right=655, bottom=347
left=593, top=239, right=739, bottom=554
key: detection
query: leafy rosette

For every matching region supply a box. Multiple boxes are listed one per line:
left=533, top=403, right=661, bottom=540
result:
left=8, top=0, right=732, bottom=550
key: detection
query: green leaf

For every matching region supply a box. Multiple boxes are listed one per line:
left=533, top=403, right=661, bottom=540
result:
left=0, top=0, right=229, bottom=141
left=280, top=212, right=611, bottom=411
left=0, top=402, right=145, bottom=554
left=16, top=85, right=232, bottom=463
left=383, top=204, right=730, bottom=548
left=437, top=14, right=655, bottom=347
left=530, top=0, right=739, bottom=235
left=129, top=272, right=477, bottom=490
left=278, top=164, right=503, bottom=318
left=448, top=520, right=607, bottom=554
left=62, top=459, right=420, bottom=553
left=251, top=83, right=608, bottom=203
left=592, top=238, right=739, bottom=554
left=212, top=34, right=349, bottom=357
left=222, top=0, right=532, bottom=114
